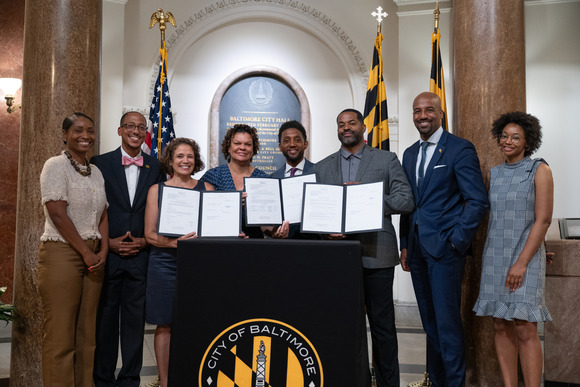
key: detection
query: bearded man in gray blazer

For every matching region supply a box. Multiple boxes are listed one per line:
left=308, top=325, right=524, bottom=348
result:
left=315, top=108, right=414, bottom=387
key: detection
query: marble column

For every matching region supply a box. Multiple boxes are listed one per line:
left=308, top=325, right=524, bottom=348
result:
left=0, top=0, right=25, bottom=304
left=10, top=0, right=101, bottom=385
left=453, top=0, right=526, bottom=385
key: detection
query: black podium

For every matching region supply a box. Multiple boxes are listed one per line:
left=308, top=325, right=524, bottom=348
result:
left=168, top=238, right=370, bottom=387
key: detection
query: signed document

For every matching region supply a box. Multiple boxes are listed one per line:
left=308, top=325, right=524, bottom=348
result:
left=157, top=185, right=200, bottom=237
left=301, top=183, right=344, bottom=233
left=301, top=181, right=384, bottom=234
left=199, top=191, right=242, bottom=237
left=280, top=174, right=317, bottom=224
left=157, top=187, right=242, bottom=237
left=344, top=181, right=384, bottom=233
left=244, top=174, right=317, bottom=226
left=244, top=177, right=282, bottom=226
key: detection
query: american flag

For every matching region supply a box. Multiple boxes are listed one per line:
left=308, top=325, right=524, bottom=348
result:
left=144, top=42, right=176, bottom=158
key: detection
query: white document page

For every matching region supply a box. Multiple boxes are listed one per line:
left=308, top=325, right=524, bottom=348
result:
left=199, top=191, right=241, bottom=237
left=244, top=177, right=283, bottom=225
left=344, top=181, right=384, bottom=233
left=157, top=185, right=200, bottom=237
left=301, top=183, right=344, bottom=234
left=280, top=173, right=317, bottom=224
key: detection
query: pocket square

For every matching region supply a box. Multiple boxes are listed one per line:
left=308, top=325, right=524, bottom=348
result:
left=433, top=165, right=447, bottom=169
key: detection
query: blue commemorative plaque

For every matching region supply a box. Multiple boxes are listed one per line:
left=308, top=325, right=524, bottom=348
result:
left=219, top=76, right=301, bottom=173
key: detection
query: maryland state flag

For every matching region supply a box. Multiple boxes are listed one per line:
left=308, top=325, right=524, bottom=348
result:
left=363, top=32, right=389, bottom=151
left=144, top=41, right=176, bottom=158
left=429, top=28, right=449, bottom=131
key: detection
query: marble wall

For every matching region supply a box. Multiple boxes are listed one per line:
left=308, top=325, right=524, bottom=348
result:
left=0, top=0, right=25, bottom=303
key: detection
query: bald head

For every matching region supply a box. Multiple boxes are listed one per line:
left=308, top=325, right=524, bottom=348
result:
left=412, top=92, right=443, bottom=141
left=413, top=92, right=441, bottom=111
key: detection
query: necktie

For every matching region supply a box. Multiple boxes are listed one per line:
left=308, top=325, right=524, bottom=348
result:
left=122, top=155, right=143, bottom=167
left=417, top=142, right=429, bottom=189
left=289, top=167, right=298, bottom=177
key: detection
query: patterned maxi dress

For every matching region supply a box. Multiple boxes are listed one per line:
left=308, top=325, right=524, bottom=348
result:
left=473, top=157, right=552, bottom=322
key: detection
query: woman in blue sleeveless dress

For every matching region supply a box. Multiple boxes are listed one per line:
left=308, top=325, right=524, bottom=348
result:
left=144, top=138, right=213, bottom=387
left=473, top=112, right=553, bottom=387
left=200, top=124, right=288, bottom=238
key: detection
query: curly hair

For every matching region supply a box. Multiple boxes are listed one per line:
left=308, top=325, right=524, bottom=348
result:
left=160, top=137, right=205, bottom=175
left=491, top=111, right=542, bottom=157
left=221, top=124, right=260, bottom=162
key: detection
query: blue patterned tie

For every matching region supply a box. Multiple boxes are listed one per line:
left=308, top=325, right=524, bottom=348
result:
left=418, top=142, right=429, bottom=190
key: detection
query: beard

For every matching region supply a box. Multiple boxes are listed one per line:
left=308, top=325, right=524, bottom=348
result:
left=339, top=130, right=364, bottom=147
left=282, top=149, right=304, bottom=165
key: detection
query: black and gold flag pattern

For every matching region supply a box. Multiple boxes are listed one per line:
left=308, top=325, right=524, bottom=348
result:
left=429, top=29, right=449, bottom=131
left=363, top=32, right=389, bottom=151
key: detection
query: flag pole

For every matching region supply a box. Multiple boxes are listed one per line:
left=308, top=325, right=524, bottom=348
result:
left=365, top=6, right=390, bottom=151
left=367, top=7, right=390, bottom=384
left=148, top=9, right=176, bottom=158
left=434, top=1, right=440, bottom=32
left=407, top=4, right=436, bottom=384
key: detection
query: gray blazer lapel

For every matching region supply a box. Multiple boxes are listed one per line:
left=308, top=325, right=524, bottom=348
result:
left=355, top=145, right=374, bottom=182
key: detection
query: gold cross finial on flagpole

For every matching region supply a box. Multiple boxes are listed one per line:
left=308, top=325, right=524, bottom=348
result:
left=434, top=1, right=440, bottom=31
left=371, top=6, right=388, bottom=34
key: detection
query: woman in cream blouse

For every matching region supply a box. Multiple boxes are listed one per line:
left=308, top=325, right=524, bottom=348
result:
left=38, top=112, right=108, bottom=387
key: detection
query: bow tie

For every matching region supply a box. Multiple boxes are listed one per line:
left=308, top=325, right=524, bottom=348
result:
left=122, top=155, right=143, bottom=167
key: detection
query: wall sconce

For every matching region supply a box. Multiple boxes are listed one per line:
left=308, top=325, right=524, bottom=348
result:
left=0, top=78, right=22, bottom=113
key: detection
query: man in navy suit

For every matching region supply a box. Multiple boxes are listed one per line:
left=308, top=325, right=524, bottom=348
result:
left=269, top=120, right=315, bottom=239
left=91, top=112, right=164, bottom=387
left=270, top=120, right=315, bottom=179
left=400, top=92, right=488, bottom=386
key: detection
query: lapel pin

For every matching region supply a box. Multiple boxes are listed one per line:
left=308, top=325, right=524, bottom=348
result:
left=146, top=165, right=150, bottom=168
left=439, top=148, right=442, bottom=153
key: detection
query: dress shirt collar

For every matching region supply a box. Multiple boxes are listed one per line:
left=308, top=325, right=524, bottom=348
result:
left=285, top=158, right=306, bottom=175
left=340, top=145, right=364, bottom=160
left=420, top=127, right=444, bottom=146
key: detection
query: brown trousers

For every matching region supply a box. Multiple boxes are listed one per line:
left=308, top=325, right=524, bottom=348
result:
left=38, top=240, right=104, bottom=387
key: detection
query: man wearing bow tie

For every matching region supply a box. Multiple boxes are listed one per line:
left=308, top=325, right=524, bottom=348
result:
left=91, top=112, right=164, bottom=387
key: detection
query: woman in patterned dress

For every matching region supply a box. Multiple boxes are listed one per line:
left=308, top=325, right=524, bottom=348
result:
left=473, top=112, right=553, bottom=387
left=200, top=124, right=288, bottom=238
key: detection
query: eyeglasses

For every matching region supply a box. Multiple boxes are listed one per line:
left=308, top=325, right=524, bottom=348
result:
left=499, top=134, right=522, bottom=143
left=122, top=123, right=148, bottom=133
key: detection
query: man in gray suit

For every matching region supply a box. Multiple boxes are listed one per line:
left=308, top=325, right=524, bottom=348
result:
left=315, top=108, right=414, bottom=387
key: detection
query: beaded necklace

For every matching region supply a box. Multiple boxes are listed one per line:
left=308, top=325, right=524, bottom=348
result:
left=64, top=150, right=91, bottom=176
